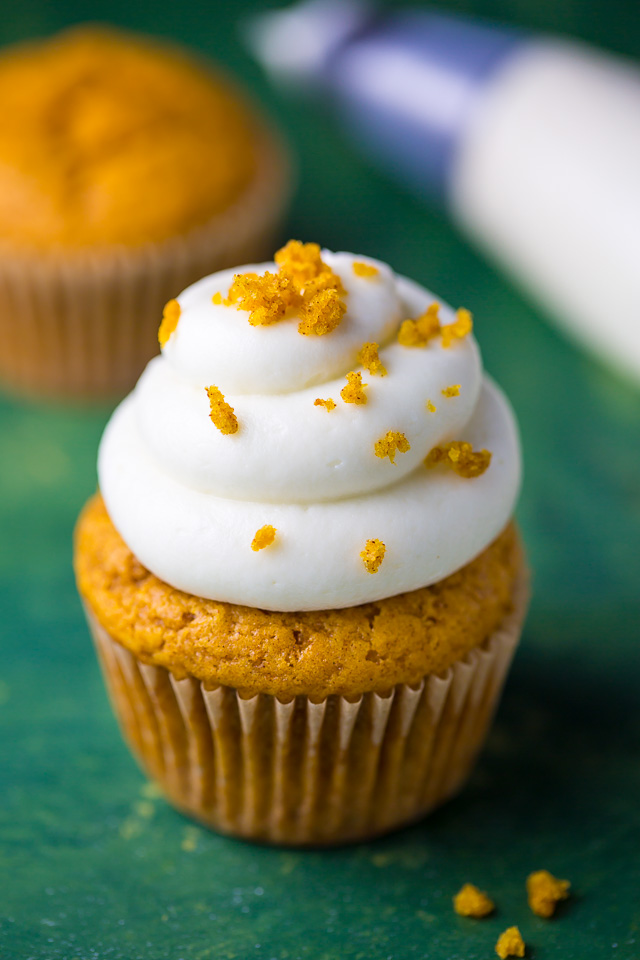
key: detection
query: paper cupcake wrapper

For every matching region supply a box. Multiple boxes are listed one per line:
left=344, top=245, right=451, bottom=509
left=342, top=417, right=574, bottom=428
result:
left=85, top=573, right=528, bottom=846
left=0, top=126, right=290, bottom=400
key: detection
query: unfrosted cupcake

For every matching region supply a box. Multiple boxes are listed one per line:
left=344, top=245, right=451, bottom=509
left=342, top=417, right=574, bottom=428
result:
left=75, top=241, right=527, bottom=845
left=0, top=25, right=289, bottom=399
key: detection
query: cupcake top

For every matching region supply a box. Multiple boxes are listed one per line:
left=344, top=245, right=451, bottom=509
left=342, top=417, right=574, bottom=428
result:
left=99, top=242, right=521, bottom=611
left=0, top=26, right=258, bottom=248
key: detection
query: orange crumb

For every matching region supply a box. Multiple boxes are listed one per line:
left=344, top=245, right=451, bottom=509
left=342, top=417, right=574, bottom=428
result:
left=211, top=291, right=223, bottom=305
left=358, top=342, right=387, bottom=376
left=441, top=308, right=473, bottom=348
left=374, top=431, right=410, bottom=464
left=251, top=525, right=276, bottom=551
left=526, top=871, right=570, bottom=918
left=341, top=371, right=368, bottom=404
left=453, top=884, right=495, bottom=918
left=298, top=288, right=346, bottom=336
left=398, top=303, right=440, bottom=347
left=314, top=398, right=336, bottom=411
left=442, top=384, right=461, bottom=398
left=495, top=927, right=525, bottom=959
left=158, top=298, right=181, bottom=347
left=353, top=261, right=379, bottom=278
left=275, top=239, right=346, bottom=296
left=360, top=539, right=385, bottom=574
left=425, top=442, right=491, bottom=478
left=226, top=271, right=300, bottom=326
left=426, top=400, right=436, bottom=413
left=205, top=385, right=238, bottom=435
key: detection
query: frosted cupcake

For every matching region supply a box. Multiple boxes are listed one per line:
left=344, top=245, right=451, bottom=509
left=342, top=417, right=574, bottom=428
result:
left=75, top=241, right=527, bottom=845
left=0, top=26, right=288, bottom=399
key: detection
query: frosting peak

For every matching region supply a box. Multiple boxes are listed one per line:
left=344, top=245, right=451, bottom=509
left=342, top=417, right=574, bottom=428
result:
left=99, top=248, right=521, bottom=610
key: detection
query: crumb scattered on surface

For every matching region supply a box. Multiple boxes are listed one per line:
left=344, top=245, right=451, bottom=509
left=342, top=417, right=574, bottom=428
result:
left=298, top=287, right=346, bottom=335
left=495, top=927, right=525, bottom=959
left=426, top=400, right=436, bottom=413
left=398, top=303, right=440, bottom=347
left=205, top=385, right=238, bottom=435
left=158, top=298, right=181, bottom=347
left=425, top=441, right=491, bottom=478
left=360, top=539, right=385, bottom=573
left=314, top=398, right=336, bottom=411
left=225, top=271, right=300, bottom=326
left=251, top=525, right=276, bottom=551
left=453, top=884, right=495, bottom=918
left=341, top=371, right=368, bottom=404
left=358, top=341, right=387, bottom=376
left=212, top=291, right=223, bottom=305
left=442, top=384, right=461, bottom=398
left=374, top=431, right=410, bottom=464
left=441, top=308, right=473, bottom=348
left=526, top=871, right=570, bottom=918
left=352, top=261, right=379, bottom=278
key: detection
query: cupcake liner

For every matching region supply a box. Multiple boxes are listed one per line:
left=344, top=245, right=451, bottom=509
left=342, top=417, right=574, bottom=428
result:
left=85, top=572, right=528, bottom=846
left=0, top=126, right=290, bottom=400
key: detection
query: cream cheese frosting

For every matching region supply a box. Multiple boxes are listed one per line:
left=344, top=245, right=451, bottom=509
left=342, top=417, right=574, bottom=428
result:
left=98, top=250, right=521, bottom=611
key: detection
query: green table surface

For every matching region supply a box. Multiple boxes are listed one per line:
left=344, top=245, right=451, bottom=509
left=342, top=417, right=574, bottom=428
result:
left=1, top=1, right=639, bottom=958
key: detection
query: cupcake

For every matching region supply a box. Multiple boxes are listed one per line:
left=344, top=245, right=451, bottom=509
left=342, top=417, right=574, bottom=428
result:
left=75, top=241, right=527, bottom=845
left=0, top=25, right=289, bottom=399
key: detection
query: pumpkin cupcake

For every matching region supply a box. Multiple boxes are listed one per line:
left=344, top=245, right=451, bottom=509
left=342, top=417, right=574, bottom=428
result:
left=75, top=241, right=527, bottom=845
left=0, top=25, right=289, bottom=399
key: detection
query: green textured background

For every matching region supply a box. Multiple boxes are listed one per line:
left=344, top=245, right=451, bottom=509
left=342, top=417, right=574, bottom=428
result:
left=1, top=1, right=639, bottom=958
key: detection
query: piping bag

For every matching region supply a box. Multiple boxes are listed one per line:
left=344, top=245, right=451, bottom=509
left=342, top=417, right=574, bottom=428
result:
left=247, top=0, right=640, bottom=382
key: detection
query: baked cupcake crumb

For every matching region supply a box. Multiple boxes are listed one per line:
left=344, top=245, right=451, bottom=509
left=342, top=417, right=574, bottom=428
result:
left=374, top=431, right=410, bottom=463
left=425, top=442, right=491, bottom=479
left=442, top=384, right=461, bottom=398
left=361, top=538, right=385, bottom=573
left=158, top=299, right=181, bottom=347
left=314, top=398, right=336, bottom=411
left=226, top=271, right=299, bottom=326
left=453, top=883, right=495, bottom=918
left=298, top=288, right=345, bottom=336
left=352, top=261, right=379, bottom=278
left=426, top=399, right=436, bottom=413
left=205, top=385, right=238, bottom=434
left=495, top=926, right=525, bottom=959
left=398, top=303, right=440, bottom=347
left=251, top=525, right=276, bottom=551
left=526, top=870, right=570, bottom=918
left=341, top=371, right=368, bottom=404
left=358, top=342, right=387, bottom=376
left=441, top=308, right=473, bottom=348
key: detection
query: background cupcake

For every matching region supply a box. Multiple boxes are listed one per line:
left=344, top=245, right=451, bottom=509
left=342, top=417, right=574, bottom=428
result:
left=75, top=241, right=527, bottom=845
left=0, top=25, right=289, bottom=399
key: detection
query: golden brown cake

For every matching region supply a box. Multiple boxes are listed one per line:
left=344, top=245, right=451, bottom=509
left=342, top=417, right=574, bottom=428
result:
left=0, top=26, right=289, bottom=398
left=75, top=242, right=528, bottom=844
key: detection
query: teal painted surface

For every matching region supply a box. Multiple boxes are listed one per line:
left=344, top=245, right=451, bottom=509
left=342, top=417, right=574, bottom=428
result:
left=0, top=2, right=639, bottom=958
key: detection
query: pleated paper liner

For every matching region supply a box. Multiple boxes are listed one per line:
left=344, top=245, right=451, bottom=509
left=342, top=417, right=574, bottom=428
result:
left=0, top=125, right=290, bottom=400
left=85, top=573, right=528, bottom=846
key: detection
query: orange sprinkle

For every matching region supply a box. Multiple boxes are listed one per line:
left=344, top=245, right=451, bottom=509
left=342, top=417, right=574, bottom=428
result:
left=205, top=385, right=238, bottom=435
left=158, top=298, right=181, bottom=347
left=527, top=871, right=570, bottom=918
left=358, top=342, right=387, bottom=376
left=495, top=927, right=525, bottom=959
left=361, top=539, right=385, bottom=573
left=397, top=303, right=440, bottom=347
left=298, top=288, right=346, bottom=336
left=251, top=525, right=276, bottom=551
left=341, top=371, right=368, bottom=404
left=453, top=884, right=495, bottom=919
left=211, top=292, right=223, bottom=305
left=441, top=307, right=473, bottom=348
left=314, top=398, right=336, bottom=411
left=352, top=261, right=379, bottom=278
left=425, top=442, right=491, bottom=478
left=442, top=384, right=461, bottom=398
left=374, top=431, right=411, bottom=464
left=426, top=400, right=436, bottom=413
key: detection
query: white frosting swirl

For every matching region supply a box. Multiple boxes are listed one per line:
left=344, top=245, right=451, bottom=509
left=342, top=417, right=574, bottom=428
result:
left=99, top=251, right=521, bottom=611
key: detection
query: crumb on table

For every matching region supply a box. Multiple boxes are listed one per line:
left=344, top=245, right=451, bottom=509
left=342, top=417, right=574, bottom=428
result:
left=526, top=870, right=570, bottom=918
left=495, top=927, right=525, bottom=959
left=453, top=883, right=495, bottom=918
